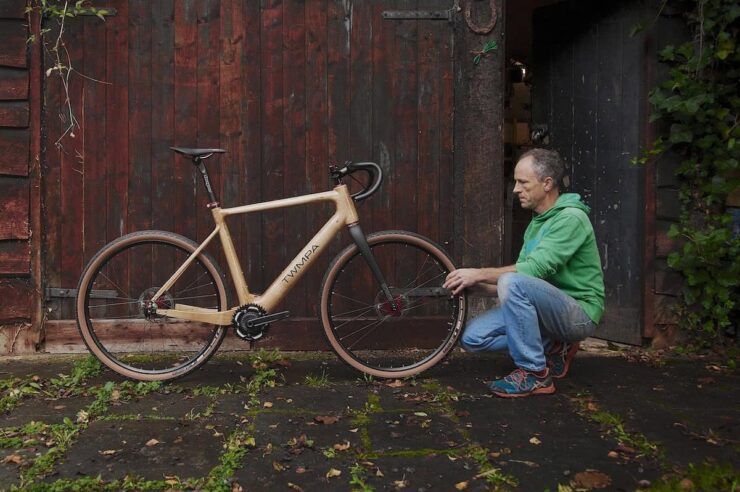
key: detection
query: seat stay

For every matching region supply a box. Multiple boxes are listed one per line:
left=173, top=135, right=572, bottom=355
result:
left=151, top=226, right=222, bottom=302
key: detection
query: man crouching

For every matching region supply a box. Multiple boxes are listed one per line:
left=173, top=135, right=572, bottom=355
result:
left=444, top=148, right=605, bottom=397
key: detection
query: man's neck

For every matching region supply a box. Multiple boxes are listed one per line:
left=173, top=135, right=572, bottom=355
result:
left=534, top=192, right=560, bottom=215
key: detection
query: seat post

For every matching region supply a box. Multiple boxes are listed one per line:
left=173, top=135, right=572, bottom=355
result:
left=194, top=158, right=219, bottom=207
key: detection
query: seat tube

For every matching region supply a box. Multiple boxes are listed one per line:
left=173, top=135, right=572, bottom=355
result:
left=347, top=224, right=396, bottom=306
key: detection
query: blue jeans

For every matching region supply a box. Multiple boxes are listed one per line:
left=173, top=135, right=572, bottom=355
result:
left=460, top=273, right=595, bottom=372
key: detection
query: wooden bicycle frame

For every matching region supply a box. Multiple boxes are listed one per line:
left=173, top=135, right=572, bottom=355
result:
left=153, top=183, right=360, bottom=326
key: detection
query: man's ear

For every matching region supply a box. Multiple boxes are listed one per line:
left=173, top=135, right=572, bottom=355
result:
left=543, top=177, right=553, bottom=192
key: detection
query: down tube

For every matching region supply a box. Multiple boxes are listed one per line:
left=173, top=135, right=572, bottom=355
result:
left=258, top=213, right=346, bottom=312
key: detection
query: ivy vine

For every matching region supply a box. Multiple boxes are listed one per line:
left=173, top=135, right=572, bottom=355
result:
left=26, top=1, right=111, bottom=145
left=639, top=0, right=739, bottom=347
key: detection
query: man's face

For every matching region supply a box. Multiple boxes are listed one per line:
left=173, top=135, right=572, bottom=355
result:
left=513, top=156, right=549, bottom=212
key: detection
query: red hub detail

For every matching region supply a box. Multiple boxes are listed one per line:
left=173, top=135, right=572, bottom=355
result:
left=378, top=295, right=405, bottom=317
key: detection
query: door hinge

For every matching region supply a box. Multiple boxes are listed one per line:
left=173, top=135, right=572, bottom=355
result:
left=46, top=288, right=118, bottom=299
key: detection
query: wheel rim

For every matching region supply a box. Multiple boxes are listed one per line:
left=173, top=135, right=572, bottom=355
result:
left=325, top=237, right=463, bottom=375
left=81, top=240, right=224, bottom=377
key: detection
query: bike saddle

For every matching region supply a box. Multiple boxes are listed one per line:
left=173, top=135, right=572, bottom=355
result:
left=170, top=147, right=226, bottom=160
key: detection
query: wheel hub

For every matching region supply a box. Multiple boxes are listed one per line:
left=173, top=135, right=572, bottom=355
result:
left=138, top=287, right=174, bottom=320
left=375, top=292, right=406, bottom=318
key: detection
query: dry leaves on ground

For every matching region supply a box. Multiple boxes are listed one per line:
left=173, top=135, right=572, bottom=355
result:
left=314, top=415, right=339, bottom=425
left=572, top=470, right=612, bottom=489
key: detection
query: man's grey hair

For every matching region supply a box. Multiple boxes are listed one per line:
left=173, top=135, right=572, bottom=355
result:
left=519, top=148, right=565, bottom=189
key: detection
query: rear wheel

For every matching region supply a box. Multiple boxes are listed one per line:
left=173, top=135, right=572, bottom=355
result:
left=76, top=231, right=228, bottom=381
left=320, top=231, right=467, bottom=378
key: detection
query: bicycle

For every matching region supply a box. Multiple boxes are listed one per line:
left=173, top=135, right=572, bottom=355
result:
left=75, top=147, right=468, bottom=381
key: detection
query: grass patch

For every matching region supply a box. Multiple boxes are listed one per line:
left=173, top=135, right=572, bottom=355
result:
left=570, top=392, right=663, bottom=462
left=303, top=370, right=332, bottom=388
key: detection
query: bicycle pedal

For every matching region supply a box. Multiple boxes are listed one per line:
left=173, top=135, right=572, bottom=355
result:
left=246, top=310, right=291, bottom=328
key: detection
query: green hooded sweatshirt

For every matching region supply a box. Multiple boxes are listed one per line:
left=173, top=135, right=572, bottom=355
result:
left=515, top=193, right=605, bottom=324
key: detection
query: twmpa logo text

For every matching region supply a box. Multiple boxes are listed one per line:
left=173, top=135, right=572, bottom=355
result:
left=282, top=245, right=320, bottom=284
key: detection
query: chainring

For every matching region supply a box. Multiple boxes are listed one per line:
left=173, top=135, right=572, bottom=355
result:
left=232, top=304, right=269, bottom=341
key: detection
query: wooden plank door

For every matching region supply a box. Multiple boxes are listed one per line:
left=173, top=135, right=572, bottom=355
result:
left=41, top=0, right=457, bottom=349
left=531, top=1, right=645, bottom=344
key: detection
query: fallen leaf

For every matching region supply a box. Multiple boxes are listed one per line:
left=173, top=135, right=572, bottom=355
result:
left=349, top=427, right=359, bottom=433
left=333, top=441, right=351, bottom=451
left=295, top=466, right=306, bottom=474
left=375, top=468, right=384, bottom=477
left=413, top=412, right=428, bottom=417
left=508, top=459, right=539, bottom=468
left=287, top=483, right=303, bottom=492
left=244, top=437, right=256, bottom=448
left=276, top=358, right=292, bottom=367
left=273, top=461, right=286, bottom=472
left=76, top=410, right=89, bottom=423
left=231, top=482, right=244, bottom=492
left=314, top=415, right=339, bottom=425
left=268, top=424, right=279, bottom=429
left=3, top=454, right=24, bottom=465
left=455, top=481, right=469, bottom=490
left=393, top=479, right=409, bottom=488
left=455, top=410, right=470, bottom=418
left=53, top=405, right=66, bottom=410
left=326, top=468, right=342, bottom=479
left=263, top=401, right=273, bottom=408
left=386, top=380, right=405, bottom=388
left=586, top=402, right=599, bottom=412
left=165, top=478, right=179, bottom=486
left=573, top=470, right=612, bottom=489
left=607, top=451, right=619, bottom=459
left=145, top=439, right=160, bottom=447
left=616, top=443, right=636, bottom=454
left=173, top=437, right=183, bottom=444
left=678, top=478, right=694, bottom=490
left=529, top=437, right=542, bottom=445
left=99, top=449, right=118, bottom=456
left=111, top=389, right=121, bottom=401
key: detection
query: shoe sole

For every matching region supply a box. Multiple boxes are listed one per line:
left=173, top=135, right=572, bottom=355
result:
left=552, top=342, right=580, bottom=379
left=490, top=385, right=556, bottom=398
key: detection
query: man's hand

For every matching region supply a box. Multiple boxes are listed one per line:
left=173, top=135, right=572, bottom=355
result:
left=443, top=265, right=518, bottom=296
left=443, top=268, right=483, bottom=296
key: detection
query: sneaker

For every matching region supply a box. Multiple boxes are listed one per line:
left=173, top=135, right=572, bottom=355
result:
left=487, top=367, right=555, bottom=398
left=547, top=342, right=580, bottom=379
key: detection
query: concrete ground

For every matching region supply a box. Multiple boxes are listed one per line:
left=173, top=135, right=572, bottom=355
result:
left=0, top=342, right=737, bottom=491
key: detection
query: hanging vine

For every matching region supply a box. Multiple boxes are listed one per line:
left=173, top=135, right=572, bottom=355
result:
left=26, top=0, right=111, bottom=146
left=639, top=0, right=739, bottom=347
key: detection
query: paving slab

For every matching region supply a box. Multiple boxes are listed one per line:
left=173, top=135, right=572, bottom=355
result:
left=51, top=419, right=227, bottom=482
left=0, top=349, right=738, bottom=490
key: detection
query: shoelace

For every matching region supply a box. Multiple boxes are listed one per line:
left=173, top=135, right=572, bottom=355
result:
left=506, top=368, right=530, bottom=391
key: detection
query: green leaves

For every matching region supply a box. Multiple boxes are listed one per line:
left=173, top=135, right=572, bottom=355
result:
left=639, top=0, right=740, bottom=345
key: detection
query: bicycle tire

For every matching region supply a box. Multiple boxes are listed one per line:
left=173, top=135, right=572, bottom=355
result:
left=320, top=231, right=467, bottom=378
left=76, top=230, right=228, bottom=381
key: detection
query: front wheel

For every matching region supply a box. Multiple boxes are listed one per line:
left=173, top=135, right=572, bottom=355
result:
left=320, top=231, right=467, bottom=378
left=75, top=231, right=228, bottom=381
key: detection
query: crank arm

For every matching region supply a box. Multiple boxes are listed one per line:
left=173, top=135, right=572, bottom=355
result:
left=245, top=310, right=291, bottom=328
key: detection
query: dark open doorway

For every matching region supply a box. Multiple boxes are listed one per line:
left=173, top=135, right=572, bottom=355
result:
left=504, top=0, right=646, bottom=345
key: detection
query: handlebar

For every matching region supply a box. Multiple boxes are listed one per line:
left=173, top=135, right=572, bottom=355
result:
left=329, top=161, right=383, bottom=202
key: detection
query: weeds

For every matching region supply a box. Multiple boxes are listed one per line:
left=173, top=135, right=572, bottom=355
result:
left=304, top=370, right=331, bottom=388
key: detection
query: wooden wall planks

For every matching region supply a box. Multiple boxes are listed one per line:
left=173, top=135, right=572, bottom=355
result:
left=38, top=1, right=498, bottom=352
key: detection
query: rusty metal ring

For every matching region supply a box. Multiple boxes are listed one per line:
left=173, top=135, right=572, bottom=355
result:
left=464, top=0, right=497, bottom=34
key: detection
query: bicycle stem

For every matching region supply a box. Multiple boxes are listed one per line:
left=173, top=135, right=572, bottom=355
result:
left=347, top=224, right=397, bottom=308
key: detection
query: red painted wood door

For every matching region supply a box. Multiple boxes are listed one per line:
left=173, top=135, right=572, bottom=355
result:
left=42, top=0, right=457, bottom=347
